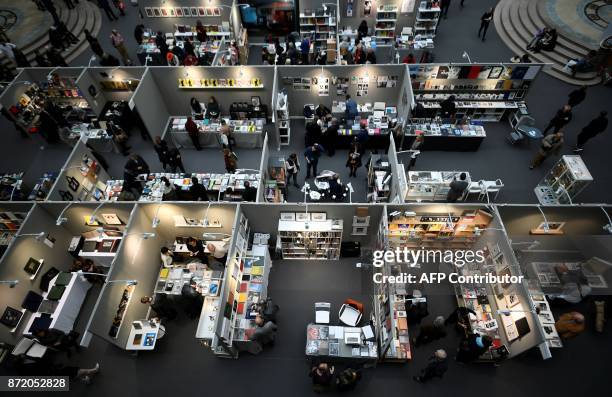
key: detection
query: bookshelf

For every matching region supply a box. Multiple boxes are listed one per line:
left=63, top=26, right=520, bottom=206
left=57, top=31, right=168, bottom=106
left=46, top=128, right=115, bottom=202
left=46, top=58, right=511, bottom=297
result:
left=0, top=211, right=27, bottom=257
left=388, top=209, right=493, bottom=248
left=278, top=218, right=343, bottom=260
left=299, top=9, right=337, bottom=49
left=375, top=5, right=398, bottom=44
left=406, top=171, right=471, bottom=201
left=265, top=156, right=286, bottom=203
left=414, top=1, right=441, bottom=40
left=276, top=91, right=290, bottom=146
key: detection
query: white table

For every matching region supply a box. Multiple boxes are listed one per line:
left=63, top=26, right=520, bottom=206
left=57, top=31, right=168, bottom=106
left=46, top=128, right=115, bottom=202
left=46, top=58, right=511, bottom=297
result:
left=23, top=273, right=91, bottom=334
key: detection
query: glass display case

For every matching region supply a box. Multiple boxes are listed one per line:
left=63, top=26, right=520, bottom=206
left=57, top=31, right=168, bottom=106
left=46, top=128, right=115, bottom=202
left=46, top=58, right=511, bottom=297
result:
left=535, top=155, right=593, bottom=205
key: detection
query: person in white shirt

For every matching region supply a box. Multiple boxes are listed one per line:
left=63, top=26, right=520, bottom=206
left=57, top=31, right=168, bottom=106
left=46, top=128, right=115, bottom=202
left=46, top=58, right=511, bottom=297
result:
left=160, top=247, right=174, bottom=268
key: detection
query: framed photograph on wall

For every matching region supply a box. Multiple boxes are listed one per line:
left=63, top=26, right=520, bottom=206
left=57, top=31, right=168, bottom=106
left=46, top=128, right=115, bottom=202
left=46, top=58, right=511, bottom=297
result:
left=213, top=7, right=221, bottom=16
left=160, top=8, right=169, bottom=17
left=198, top=7, right=206, bottom=16
left=205, top=8, right=213, bottom=16
left=280, top=212, right=295, bottom=221
left=190, top=7, right=198, bottom=17
left=175, top=7, right=183, bottom=17
left=182, top=7, right=190, bottom=17
left=23, top=257, right=42, bottom=277
left=144, top=7, right=154, bottom=17
left=296, top=213, right=310, bottom=222
left=153, top=8, right=161, bottom=17
left=352, top=226, right=367, bottom=235
left=0, top=306, right=23, bottom=328
left=311, top=213, right=327, bottom=221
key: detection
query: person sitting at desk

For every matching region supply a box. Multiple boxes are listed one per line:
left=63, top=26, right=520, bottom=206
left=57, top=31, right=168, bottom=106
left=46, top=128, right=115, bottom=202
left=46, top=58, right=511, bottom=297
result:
left=205, top=96, right=220, bottom=119
left=141, top=295, right=177, bottom=321
left=190, top=97, right=203, bottom=115
left=447, top=173, right=469, bottom=202
left=310, top=363, right=334, bottom=392
left=160, top=247, right=174, bottom=268
left=249, top=314, right=277, bottom=347
left=160, top=176, right=177, bottom=201
left=189, top=177, right=208, bottom=201
left=187, top=237, right=208, bottom=262
left=315, top=104, right=331, bottom=119
left=555, top=311, right=585, bottom=340
left=181, top=280, right=203, bottom=319
left=33, top=328, right=79, bottom=356
left=241, top=181, right=257, bottom=202
left=456, top=334, right=492, bottom=363
left=207, top=241, right=228, bottom=269
left=80, top=259, right=104, bottom=285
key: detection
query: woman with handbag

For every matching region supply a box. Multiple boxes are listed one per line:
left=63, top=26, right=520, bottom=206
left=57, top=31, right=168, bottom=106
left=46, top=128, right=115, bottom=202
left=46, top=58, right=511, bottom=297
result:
left=223, top=149, right=238, bottom=173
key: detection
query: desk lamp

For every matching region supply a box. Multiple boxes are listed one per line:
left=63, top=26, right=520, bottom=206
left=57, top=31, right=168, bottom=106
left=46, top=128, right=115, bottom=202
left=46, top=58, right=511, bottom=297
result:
left=601, top=206, right=612, bottom=234
left=56, top=202, right=74, bottom=225
left=14, top=232, right=46, bottom=242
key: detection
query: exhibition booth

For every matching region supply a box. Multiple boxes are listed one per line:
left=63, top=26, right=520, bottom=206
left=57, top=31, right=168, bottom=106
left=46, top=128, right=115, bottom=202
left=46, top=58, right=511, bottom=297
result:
left=0, top=202, right=133, bottom=349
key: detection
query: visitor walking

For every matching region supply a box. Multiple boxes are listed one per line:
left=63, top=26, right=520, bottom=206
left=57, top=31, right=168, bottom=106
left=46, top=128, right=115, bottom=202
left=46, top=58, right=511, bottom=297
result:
left=413, top=350, right=448, bottom=383
left=153, top=136, right=170, bottom=169
left=530, top=131, right=564, bottom=169
left=478, top=8, right=494, bottom=41
left=110, top=29, right=132, bottom=65
left=185, top=117, right=202, bottom=150
left=304, top=143, right=325, bottom=179
left=85, top=29, right=104, bottom=58
left=98, top=0, right=118, bottom=21
left=285, top=153, right=300, bottom=188
left=167, top=147, right=186, bottom=173
left=543, top=105, right=572, bottom=135
left=567, top=86, right=587, bottom=108
left=223, top=149, right=238, bottom=173
left=574, top=111, right=608, bottom=152
left=441, top=0, right=451, bottom=19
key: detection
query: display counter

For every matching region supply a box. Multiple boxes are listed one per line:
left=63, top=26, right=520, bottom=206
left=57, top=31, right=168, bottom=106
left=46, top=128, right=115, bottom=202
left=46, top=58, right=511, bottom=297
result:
left=167, top=117, right=265, bottom=149
left=136, top=28, right=221, bottom=66
left=64, top=125, right=115, bottom=153
left=406, top=171, right=471, bottom=201
left=403, top=123, right=486, bottom=151
left=138, top=172, right=260, bottom=202
left=305, top=323, right=377, bottom=364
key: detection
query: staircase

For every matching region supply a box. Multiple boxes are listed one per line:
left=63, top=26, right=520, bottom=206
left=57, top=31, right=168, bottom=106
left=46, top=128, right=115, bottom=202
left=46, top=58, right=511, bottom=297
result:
left=11, top=2, right=102, bottom=66
left=494, top=0, right=601, bottom=86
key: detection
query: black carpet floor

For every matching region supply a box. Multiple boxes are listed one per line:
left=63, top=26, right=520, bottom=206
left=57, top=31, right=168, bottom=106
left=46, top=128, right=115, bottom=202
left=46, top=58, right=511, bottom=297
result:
left=1, top=1, right=612, bottom=395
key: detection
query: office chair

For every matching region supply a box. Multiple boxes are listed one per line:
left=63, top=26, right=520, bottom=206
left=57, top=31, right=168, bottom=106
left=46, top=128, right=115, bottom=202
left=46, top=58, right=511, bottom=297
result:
left=339, top=304, right=362, bottom=327
left=315, top=302, right=331, bottom=324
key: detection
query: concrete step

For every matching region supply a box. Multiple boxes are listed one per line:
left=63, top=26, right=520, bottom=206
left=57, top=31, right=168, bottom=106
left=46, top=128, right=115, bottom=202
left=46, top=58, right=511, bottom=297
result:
left=494, top=0, right=600, bottom=86
left=21, top=3, right=80, bottom=56
left=66, top=5, right=103, bottom=64
left=535, top=0, right=600, bottom=52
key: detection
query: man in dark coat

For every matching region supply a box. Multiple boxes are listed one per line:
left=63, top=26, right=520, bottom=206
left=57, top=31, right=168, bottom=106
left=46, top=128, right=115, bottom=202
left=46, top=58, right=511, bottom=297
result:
left=574, top=111, right=608, bottom=152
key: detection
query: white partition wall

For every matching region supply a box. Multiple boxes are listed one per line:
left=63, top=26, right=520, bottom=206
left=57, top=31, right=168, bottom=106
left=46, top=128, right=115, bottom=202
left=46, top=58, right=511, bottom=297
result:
left=47, top=140, right=112, bottom=202
left=131, top=68, right=171, bottom=139
left=76, top=67, right=145, bottom=118
left=258, top=133, right=270, bottom=203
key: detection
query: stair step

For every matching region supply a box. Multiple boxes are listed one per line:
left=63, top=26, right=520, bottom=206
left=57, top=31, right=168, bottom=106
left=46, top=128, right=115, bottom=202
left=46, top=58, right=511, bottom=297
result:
left=535, top=0, right=599, bottom=52
left=21, top=3, right=81, bottom=56
left=519, top=0, right=591, bottom=60
left=494, top=0, right=600, bottom=86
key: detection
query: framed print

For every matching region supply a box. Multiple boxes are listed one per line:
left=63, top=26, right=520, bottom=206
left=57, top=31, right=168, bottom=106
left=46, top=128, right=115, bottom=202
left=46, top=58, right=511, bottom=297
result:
left=190, top=7, right=198, bottom=17
left=66, top=175, right=79, bottom=192
left=213, top=7, right=221, bottom=16
left=311, top=213, right=327, bottom=221
left=161, top=8, right=169, bottom=17
left=175, top=7, right=183, bottom=17
left=205, top=8, right=213, bottom=16
left=280, top=212, right=295, bottom=221
left=0, top=306, right=23, bottom=328
left=251, top=96, right=261, bottom=107
left=24, top=257, right=42, bottom=276
left=352, top=226, right=367, bottom=235
left=169, top=8, right=175, bottom=17
left=296, top=213, right=310, bottom=222
left=145, top=7, right=153, bottom=17
left=182, top=7, right=190, bottom=17
left=153, top=8, right=161, bottom=17
left=488, top=66, right=503, bottom=79
left=78, top=187, right=90, bottom=201
left=198, top=7, right=206, bottom=16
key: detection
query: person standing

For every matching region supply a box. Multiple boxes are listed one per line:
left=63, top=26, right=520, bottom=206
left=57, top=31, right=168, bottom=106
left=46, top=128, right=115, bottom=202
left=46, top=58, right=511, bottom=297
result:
left=555, top=311, right=586, bottom=339
left=530, top=131, right=564, bottom=169
left=345, top=94, right=358, bottom=121
left=84, top=29, right=104, bottom=58
left=41, top=0, right=61, bottom=25
left=440, top=0, right=451, bottom=19
left=567, top=86, right=587, bottom=108
left=447, top=172, right=469, bottom=202
left=543, top=105, right=572, bottom=135
left=324, top=118, right=339, bottom=156
left=574, top=111, right=608, bottom=152
left=46, top=46, right=68, bottom=66
left=134, top=24, right=145, bottom=45
left=219, top=120, right=233, bottom=151
left=97, top=0, right=118, bottom=21
left=357, top=20, right=369, bottom=41
left=285, top=153, right=300, bottom=188
left=167, top=147, right=186, bottom=173
left=310, top=363, right=334, bottom=392
left=223, top=149, right=238, bottom=173
left=411, top=132, right=425, bottom=150
left=440, top=95, right=457, bottom=121
left=110, top=29, right=132, bottom=65
left=241, top=181, right=257, bottom=202
left=346, top=146, right=362, bottom=177
left=185, top=117, right=202, bottom=150
left=112, top=0, right=126, bottom=16
left=478, top=8, right=494, bottom=41
left=413, top=316, right=447, bottom=347
left=413, top=349, right=448, bottom=383
left=153, top=136, right=170, bottom=169
left=189, top=177, right=208, bottom=201
left=304, top=143, right=325, bottom=179
left=34, top=49, right=52, bottom=67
